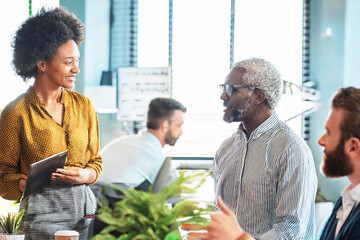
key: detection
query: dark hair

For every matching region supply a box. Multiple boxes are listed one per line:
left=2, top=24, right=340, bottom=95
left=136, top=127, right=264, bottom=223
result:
left=12, top=7, right=85, bottom=82
left=147, top=98, right=186, bottom=130
left=332, top=87, right=360, bottom=141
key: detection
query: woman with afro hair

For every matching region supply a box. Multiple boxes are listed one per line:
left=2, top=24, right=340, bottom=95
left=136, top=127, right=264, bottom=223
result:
left=0, top=7, right=102, bottom=239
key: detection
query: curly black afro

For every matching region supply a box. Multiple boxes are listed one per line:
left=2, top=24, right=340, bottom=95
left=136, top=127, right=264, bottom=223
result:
left=12, top=7, right=85, bottom=82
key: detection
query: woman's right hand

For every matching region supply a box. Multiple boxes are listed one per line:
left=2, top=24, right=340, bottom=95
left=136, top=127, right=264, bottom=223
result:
left=19, top=174, right=27, bottom=193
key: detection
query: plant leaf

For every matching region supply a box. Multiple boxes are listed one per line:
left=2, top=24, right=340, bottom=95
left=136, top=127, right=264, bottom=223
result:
left=164, top=230, right=182, bottom=240
left=94, top=170, right=213, bottom=239
left=0, top=208, right=25, bottom=234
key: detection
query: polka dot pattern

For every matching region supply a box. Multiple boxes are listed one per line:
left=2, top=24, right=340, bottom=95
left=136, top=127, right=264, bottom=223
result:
left=0, top=87, right=103, bottom=200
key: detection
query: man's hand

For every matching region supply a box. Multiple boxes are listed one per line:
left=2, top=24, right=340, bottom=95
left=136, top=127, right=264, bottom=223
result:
left=51, top=167, right=96, bottom=184
left=19, top=174, right=27, bottom=193
left=182, top=196, right=254, bottom=240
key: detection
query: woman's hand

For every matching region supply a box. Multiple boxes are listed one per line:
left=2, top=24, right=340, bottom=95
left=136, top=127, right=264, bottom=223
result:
left=51, top=167, right=96, bottom=184
left=19, top=174, right=28, bottom=193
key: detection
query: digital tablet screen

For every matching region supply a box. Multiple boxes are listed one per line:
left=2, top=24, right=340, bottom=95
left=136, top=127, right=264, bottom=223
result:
left=23, top=151, right=68, bottom=198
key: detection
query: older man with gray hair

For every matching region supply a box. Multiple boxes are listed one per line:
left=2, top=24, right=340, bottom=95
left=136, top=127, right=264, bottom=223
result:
left=212, top=58, right=317, bottom=239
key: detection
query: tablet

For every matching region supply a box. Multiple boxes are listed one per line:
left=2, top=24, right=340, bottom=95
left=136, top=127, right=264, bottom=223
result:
left=23, top=151, right=68, bottom=198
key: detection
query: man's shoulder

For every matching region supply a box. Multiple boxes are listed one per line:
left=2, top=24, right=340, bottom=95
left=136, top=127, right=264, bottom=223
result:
left=267, top=120, right=308, bottom=147
left=342, top=203, right=360, bottom=238
left=100, top=134, right=145, bottom=159
left=255, top=121, right=314, bottom=163
left=107, top=134, right=140, bottom=145
left=103, top=133, right=156, bottom=150
left=321, top=197, right=360, bottom=239
left=216, top=131, right=241, bottom=149
left=215, top=131, right=244, bottom=164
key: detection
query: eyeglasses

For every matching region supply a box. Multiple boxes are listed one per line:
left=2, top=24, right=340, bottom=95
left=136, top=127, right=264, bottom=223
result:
left=219, top=83, right=254, bottom=98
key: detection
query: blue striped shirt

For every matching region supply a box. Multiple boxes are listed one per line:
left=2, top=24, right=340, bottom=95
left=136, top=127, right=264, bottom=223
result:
left=214, top=113, right=317, bottom=239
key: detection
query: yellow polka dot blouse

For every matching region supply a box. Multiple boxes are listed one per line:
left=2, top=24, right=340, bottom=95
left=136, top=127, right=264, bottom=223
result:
left=0, top=87, right=103, bottom=200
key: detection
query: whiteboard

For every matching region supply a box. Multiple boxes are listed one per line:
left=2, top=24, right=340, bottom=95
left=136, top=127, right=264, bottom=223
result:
left=117, top=67, right=172, bottom=121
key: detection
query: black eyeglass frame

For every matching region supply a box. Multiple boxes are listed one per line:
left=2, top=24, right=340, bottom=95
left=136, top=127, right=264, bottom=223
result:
left=219, top=84, right=255, bottom=98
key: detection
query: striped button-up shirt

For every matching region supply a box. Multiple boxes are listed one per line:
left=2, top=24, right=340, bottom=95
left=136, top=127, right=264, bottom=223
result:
left=214, top=113, right=317, bottom=239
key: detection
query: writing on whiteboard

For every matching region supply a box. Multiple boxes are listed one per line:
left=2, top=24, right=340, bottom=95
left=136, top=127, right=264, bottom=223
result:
left=117, top=67, right=172, bottom=121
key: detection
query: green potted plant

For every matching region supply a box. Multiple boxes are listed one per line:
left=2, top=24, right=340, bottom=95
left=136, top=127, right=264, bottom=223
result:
left=92, top=170, right=213, bottom=240
left=0, top=208, right=25, bottom=240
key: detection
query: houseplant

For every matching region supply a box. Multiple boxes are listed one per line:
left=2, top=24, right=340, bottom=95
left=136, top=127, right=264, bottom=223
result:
left=92, top=170, right=214, bottom=240
left=0, top=208, right=25, bottom=240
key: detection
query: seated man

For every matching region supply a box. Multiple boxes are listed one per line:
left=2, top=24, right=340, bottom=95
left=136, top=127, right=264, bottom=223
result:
left=98, top=97, right=186, bottom=189
left=91, top=98, right=186, bottom=237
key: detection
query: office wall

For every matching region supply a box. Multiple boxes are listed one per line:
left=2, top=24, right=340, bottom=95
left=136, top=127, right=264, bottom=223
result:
left=309, top=0, right=360, bottom=202
left=0, top=0, right=59, bottom=109
left=60, top=0, right=110, bottom=94
left=344, top=0, right=360, bottom=87
left=60, top=0, right=360, bottom=202
left=60, top=0, right=86, bottom=94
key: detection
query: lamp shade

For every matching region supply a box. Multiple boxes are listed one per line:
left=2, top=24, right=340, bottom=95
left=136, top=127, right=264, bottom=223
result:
left=100, top=70, right=115, bottom=86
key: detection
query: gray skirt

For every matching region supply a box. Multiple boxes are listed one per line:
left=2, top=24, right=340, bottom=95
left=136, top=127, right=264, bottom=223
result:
left=19, top=183, right=96, bottom=240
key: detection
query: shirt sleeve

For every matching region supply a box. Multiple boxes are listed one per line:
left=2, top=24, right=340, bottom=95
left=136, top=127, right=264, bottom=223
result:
left=0, top=106, right=23, bottom=200
left=258, top=142, right=317, bottom=240
left=84, top=99, right=103, bottom=184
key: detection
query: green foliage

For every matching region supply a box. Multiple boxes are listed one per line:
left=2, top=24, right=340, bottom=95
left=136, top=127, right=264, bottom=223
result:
left=92, top=171, right=213, bottom=240
left=0, top=208, right=25, bottom=234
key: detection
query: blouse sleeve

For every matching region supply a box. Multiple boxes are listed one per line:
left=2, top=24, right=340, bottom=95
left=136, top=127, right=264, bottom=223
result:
left=0, top=106, right=23, bottom=200
left=84, top=99, right=103, bottom=184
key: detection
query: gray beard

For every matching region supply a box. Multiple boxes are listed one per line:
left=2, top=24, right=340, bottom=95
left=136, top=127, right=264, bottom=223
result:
left=223, top=109, right=245, bottom=123
left=223, top=100, right=249, bottom=123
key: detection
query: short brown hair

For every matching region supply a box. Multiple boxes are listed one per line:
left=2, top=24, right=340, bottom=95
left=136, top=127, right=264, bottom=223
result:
left=146, top=98, right=186, bottom=130
left=332, top=87, right=360, bottom=141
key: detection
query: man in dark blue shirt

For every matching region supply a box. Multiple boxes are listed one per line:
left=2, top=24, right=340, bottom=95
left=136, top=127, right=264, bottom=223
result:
left=318, top=87, right=360, bottom=240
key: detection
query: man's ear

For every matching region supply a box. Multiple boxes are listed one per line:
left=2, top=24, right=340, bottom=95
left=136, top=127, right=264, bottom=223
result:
left=345, top=137, right=360, bottom=158
left=252, top=90, right=266, bottom=105
left=161, top=120, right=169, bottom=132
left=37, top=60, right=46, bottom=72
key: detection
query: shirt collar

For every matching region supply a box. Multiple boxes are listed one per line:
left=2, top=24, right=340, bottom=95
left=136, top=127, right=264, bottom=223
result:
left=27, top=86, right=43, bottom=106
left=27, top=86, right=66, bottom=106
left=342, top=183, right=360, bottom=206
left=336, top=183, right=360, bottom=222
left=143, top=131, right=163, bottom=150
left=237, top=112, right=279, bottom=139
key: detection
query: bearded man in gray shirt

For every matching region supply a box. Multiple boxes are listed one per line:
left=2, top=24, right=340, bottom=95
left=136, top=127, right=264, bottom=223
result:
left=214, top=58, right=317, bottom=239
